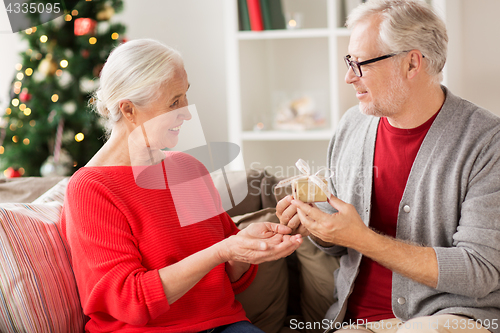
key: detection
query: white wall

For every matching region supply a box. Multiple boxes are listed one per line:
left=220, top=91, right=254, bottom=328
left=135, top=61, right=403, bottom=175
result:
left=1, top=0, right=499, bottom=143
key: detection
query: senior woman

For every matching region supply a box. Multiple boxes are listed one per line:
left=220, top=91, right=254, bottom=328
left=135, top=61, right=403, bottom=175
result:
left=60, top=39, right=302, bottom=333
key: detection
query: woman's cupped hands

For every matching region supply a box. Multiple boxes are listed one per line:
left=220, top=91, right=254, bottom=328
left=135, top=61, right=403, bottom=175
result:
left=220, top=222, right=303, bottom=265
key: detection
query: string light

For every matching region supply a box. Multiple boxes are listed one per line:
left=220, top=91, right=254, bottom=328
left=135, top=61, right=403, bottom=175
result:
left=9, top=124, right=16, bottom=131
left=5, top=108, right=11, bottom=115
left=25, top=28, right=32, bottom=34
left=89, top=37, right=97, bottom=45
left=56, top=69, right=63, bottom=76
left=25, top=68, right=33, bottom=76
left=72, top=9, right=78, bottom=16
left=60, top=60, right=68, bottom=68
left=75, top=133, right=85, bottom=142
left=12, top=136, right=19, bottom=143
left=16, top=73, right=24, bottom=80
left=24, top=108, right=32, bottom=116
left=15, top=63, right=22, bottom=71
left=40, top=35, right=48, bottom=43
left=111, top=32, right=119, bottom=40
left=32, top=27, right=37, bottom=32
left=23, top=138, right=30, bottom=145
left=11, top=99, right=19, bottom=107
left=19, top=104, right=26, bottom=111
left=30, top=120, right=36, bottom=127
left=51, top=94, right=59, bottom=102
left=0, top=146, right=4, bottom=154
left=18, top=168, right=25, bottom=176
left=14, top=81, right=22, bottom=89
left=65, top=14, right=72, bottom=21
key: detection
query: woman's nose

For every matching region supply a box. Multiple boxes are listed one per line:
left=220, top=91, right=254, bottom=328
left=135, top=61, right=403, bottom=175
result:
left=179, top=104, right=192, bottom=120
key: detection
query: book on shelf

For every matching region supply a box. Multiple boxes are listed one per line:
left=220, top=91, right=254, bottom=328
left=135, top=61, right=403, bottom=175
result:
left=237, top=0, right=251, bottom=31
left=238, top=0, right=285, bottom=32
left=246, top=0, right=264, bottom=31
left=263, top=0, right=286, bottom=30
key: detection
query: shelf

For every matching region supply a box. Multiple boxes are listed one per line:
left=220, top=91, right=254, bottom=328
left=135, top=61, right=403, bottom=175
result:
left=241, top=130, right=332, bottom=141
left=238, top=28, right=330, bottom=40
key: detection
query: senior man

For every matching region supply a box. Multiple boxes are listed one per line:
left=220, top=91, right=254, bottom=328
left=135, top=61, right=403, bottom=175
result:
left=277, top=0, right=500, bottom=332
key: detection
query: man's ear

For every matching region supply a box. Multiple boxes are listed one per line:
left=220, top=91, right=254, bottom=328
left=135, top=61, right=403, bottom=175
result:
left=119, top=100, right=136, bottom=124
left=407, top=51, right=423, bottom=79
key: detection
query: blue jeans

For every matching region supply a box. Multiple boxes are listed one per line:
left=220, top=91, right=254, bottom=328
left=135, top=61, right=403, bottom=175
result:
left=199, top=321, right=265, bottom=333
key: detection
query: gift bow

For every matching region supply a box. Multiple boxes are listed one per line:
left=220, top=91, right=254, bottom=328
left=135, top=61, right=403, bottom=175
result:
left=275, top=159, right=333, bottom=201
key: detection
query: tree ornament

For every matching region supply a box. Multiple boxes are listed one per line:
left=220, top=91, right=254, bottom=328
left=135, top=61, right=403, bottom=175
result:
left=19, top=91, right=32, bottom=102
left=38, top=53, right=58, bottom=77
left=96, top=5, right=115, bottom=21
left=81, top=49, right=90, bottom=59
left=74, top=18, right=97, bottom=36
left=5, top=167, right=22, bottom=178
left=40, top=151, right=71, bottom=176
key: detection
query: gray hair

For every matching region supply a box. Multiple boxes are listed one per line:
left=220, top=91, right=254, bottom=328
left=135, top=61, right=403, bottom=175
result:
left=346, top=0, right=448, bottom=82
left=91, top=39, right=184, bottom=134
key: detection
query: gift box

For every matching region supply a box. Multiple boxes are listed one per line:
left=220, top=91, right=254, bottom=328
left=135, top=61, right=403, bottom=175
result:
left=274, top=159, right=332, bottom=203
left=291, top=178, right=328, bottom=203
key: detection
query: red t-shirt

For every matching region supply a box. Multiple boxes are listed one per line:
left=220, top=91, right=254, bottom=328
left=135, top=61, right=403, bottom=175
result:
left=345, top=112, right=439, bottom=322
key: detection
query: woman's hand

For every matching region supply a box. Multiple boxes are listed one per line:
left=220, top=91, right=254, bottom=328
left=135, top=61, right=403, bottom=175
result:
left=220, top=222, right=302, bottom=265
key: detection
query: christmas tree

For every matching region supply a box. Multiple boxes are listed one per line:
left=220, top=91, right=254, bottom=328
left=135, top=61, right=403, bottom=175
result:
left=0, top=0, right=126, bottom=177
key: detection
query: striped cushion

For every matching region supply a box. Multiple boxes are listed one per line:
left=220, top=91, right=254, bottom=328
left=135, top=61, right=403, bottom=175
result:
left=0, top=178, right=84, bottom=333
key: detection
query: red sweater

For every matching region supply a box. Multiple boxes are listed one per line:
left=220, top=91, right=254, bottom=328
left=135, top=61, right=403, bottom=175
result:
left=346, top=113, right=438, bottom=322
left=61, top=152, right=257, bottom=332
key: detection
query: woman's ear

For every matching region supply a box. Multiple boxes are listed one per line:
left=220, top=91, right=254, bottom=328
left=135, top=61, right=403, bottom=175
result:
left=119, top=100, right=136, bottom=125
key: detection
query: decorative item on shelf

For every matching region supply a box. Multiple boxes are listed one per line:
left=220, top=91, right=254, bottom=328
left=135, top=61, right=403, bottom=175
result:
left=273, top=92, right=326, bottom=131
left=275, top=159, right=333, bottom=203
left=74, top=18, right=97, bottom=36
left=253, top=122, right=265, bottom=131
left=285, top=12, right=303, bottom=30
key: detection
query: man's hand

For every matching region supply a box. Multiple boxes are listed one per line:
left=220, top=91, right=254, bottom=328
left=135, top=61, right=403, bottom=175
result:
left=291, top=194, right=368, bottom=248
left=276, top=195, right=311, bottom=236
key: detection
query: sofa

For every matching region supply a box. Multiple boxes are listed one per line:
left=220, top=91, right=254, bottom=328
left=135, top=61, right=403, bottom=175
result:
left=0, top=169, right=340, bottom=333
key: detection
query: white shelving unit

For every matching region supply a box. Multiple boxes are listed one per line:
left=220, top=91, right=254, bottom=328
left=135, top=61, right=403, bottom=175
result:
left=224, top=0, right=358, bottom=175
left=224, top=0, right=448, bottom=175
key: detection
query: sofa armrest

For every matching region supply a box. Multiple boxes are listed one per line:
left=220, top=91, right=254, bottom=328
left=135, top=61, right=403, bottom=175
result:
left=0, top=176, right=66, bottom=203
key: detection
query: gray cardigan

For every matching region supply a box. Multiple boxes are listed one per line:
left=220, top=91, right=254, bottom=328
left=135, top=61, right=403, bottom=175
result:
left=313, top=87, right=500, bottom=332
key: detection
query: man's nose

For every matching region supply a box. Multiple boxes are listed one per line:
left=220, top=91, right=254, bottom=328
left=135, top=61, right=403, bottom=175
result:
left=345, top=66, right=359, bottom=84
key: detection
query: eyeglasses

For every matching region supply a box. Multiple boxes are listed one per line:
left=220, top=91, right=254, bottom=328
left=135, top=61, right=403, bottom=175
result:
left=344, top=50, right=421, bottom=77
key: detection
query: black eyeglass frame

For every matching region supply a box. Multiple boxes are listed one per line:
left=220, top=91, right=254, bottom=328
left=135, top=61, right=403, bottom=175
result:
left=344, top=50, right=423, bottom=77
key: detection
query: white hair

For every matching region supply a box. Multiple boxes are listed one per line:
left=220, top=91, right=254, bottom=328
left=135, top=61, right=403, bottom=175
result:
left=346, top=0, right=448, bottom=82
left=92, top=39, right=184, bottom=134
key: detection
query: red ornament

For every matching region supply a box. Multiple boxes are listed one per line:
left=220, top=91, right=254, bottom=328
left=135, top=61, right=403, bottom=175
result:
left=19, top=91, right=32, bottom=102
left=5, top=167, right=21, bottom=178
left=74, top=18, right=97, bottom=36
left=81, top=49, right=90, bottom=59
